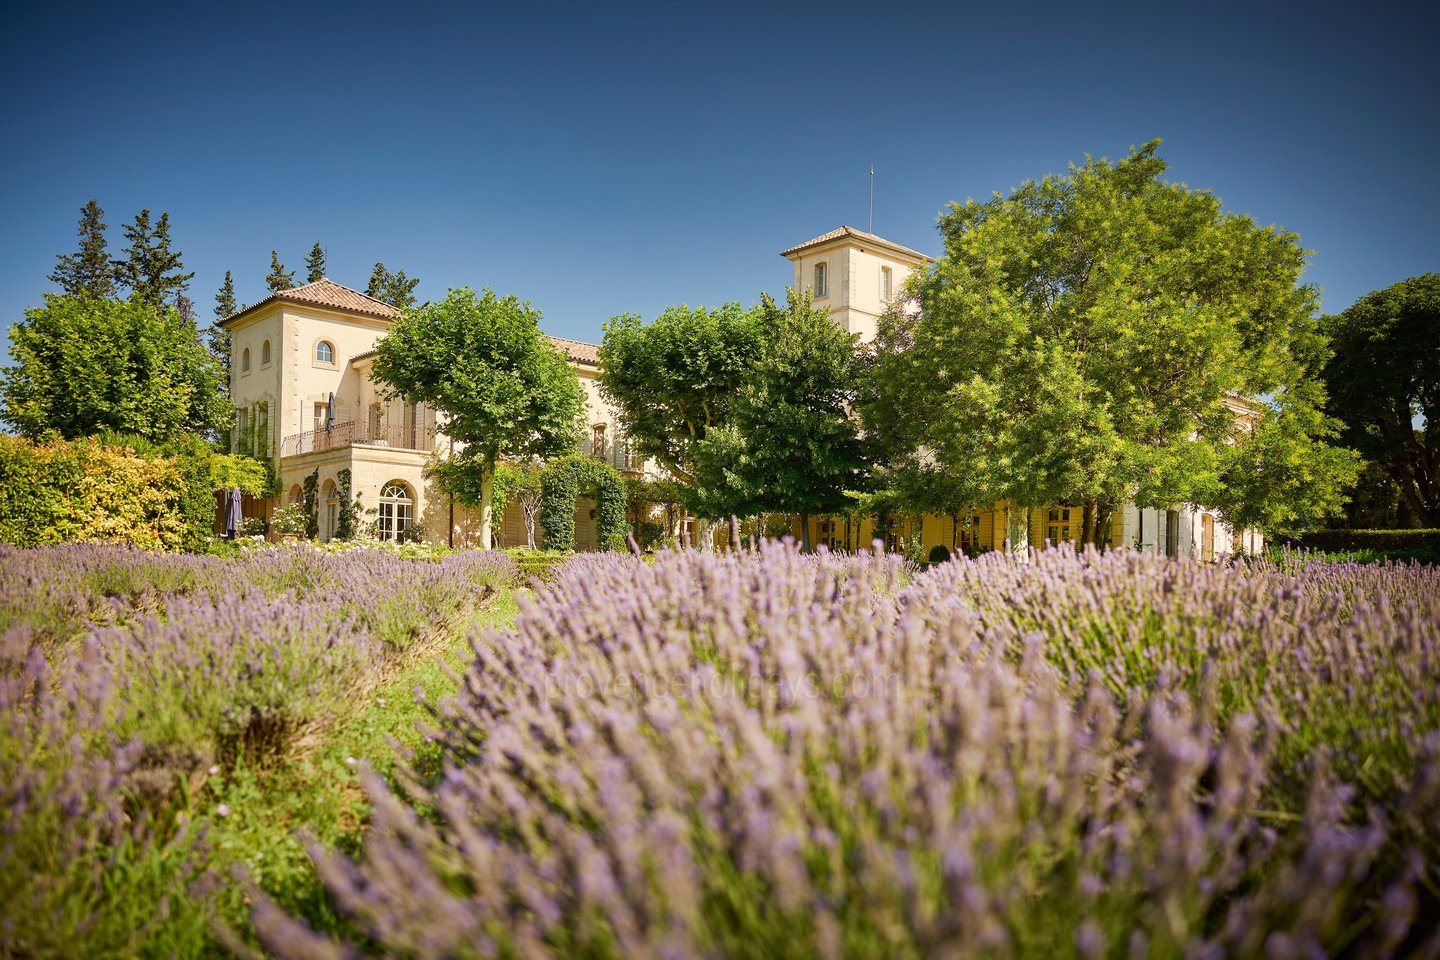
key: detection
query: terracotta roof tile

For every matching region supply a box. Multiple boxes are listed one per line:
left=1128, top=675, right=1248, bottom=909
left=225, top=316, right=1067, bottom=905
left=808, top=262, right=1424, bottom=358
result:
left=779, top=225, right=927, bottom=261
left=220, top=278, right=398, bottom=326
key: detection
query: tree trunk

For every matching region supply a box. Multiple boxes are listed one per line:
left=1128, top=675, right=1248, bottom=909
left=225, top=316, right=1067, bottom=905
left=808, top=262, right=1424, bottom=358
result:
left=1006, top=502, right=1029, bottom=558
left=1080, top=501, right=1096, bottom=548
left=1091, top=500, right=1116, bottom=551
left=799, top=511, right=812, bottom=551
left=477, top=455, right=495, bottom=550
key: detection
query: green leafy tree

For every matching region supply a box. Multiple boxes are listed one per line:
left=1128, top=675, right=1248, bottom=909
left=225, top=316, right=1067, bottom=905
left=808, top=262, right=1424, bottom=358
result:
left=373, top=287, right=585, bottom=549
left=692, top=289, right=868, bottom=546
left=49, top=199, right=116, bottom=300
left=1321, top=273, right=1440, bottom=526
left=2, top=296, right=229, bottom=442
left=862, top=140, right=1355, bottom=545
left=266, top=250, right=295, bottom=292
left=304, top=242, right=327, bottom=283
left=366, top=262, right=421, bottom=310
left=599, top=302, right=764, bottom=488
left=114, top=210, right=193, bottom=311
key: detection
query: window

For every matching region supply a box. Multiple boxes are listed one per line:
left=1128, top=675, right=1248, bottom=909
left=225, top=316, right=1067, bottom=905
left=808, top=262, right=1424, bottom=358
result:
left=1046, top=507, right=1072, bottom=544
left=288, top=484, right=303, bottom=506
left=322, top=480, right=338, bottom=541
left=880, top=266, right=893, bottom=302
left=316, top=340, right=334, bottom=364
left=242, top=348, right=251, bottom=372
left=813, top=261, right=828, bottom=298
left=261, top=340, right=272, bottom=366
left=313, top=401, right=329, bottom=433
left=378, top=482, right=414, bottom=542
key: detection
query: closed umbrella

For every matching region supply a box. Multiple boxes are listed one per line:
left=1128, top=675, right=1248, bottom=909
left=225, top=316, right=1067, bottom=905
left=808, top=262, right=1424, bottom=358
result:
left=226, top=488, right=243, bottom=539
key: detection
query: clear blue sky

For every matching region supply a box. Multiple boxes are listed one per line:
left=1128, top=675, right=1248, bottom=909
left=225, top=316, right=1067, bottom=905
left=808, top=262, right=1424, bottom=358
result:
left=2, top=0, right=1435, bottom=348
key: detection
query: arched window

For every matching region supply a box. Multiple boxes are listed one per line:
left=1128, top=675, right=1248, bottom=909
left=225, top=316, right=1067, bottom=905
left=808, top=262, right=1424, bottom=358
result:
left=262, top=340, right=272, bottom=366
left=288, top=484, right=303, bottom=506
left=322, top=479, right=338, bottom=541
left=242, top=348, right=251, bottom=372
left=378, top=481, right=414, bottom=542
left=813, top=261, right=828, bottom=298
left=316, top=340, right=334, bottom=364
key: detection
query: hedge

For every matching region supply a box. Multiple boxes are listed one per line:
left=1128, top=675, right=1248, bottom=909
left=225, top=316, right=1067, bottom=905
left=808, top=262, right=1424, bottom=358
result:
left=539, top=454, right=628, bottom=552
left=1290, top=529, right=1440, bottom=552
left=0, top=435, right=193, bottom=550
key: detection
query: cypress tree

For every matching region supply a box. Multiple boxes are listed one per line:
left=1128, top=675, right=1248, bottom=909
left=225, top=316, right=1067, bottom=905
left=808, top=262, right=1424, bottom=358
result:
left=50, top=199, right=116, bottom=299
left=266, top=250, right=295, bottom=292
left=304, top=242, right=326, bottom=283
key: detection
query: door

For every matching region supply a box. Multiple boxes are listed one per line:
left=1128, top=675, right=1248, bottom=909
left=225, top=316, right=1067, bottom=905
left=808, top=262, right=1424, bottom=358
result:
left=1201, top=514, right=1215, bottom=562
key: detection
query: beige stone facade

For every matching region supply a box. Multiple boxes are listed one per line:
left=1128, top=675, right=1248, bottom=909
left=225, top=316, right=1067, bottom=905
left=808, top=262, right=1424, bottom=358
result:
left=219, top=279, right=634, bottom=547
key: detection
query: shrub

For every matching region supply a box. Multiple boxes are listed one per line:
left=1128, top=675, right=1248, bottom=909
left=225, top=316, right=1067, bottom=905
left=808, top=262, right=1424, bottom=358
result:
left=1, top=644, right=208, bottom=958
left=0, top=434, right=192, bottom=550
left=270, top=504, right=309, bottom=538
left=1291, top=528, right=1440, bottom=553
left=927, top=543, right=951, bottom=564
left=254, top=545, right=1440, bottom=958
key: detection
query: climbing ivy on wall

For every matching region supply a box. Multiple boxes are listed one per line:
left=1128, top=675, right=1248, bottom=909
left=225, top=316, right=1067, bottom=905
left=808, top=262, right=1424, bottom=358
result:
left=539, top=454, right=628, bottom=552
left=302, top=468, right=319, bottom=539
left=335, top=468, right=356, bottom=541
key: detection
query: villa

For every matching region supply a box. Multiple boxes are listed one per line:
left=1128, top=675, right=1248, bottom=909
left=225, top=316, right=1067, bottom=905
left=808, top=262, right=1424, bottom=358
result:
left=221, top=226, right=1261, bottom=558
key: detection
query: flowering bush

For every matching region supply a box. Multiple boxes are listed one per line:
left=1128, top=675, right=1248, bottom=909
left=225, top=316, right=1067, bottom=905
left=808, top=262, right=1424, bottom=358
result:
left=255, top=544, right=1440, bottom=959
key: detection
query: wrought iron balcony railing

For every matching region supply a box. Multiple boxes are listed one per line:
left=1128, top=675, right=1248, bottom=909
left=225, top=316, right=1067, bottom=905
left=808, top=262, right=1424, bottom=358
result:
left=281, top=420, right=435, bottom=458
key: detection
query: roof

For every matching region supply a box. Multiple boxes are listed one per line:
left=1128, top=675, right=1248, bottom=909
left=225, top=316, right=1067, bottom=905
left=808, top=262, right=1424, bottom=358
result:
left=348, top=335, right=600, bottom=367
left=219, top=278, right=399, bottom=327
left=779, top=225, right=927, bottom=261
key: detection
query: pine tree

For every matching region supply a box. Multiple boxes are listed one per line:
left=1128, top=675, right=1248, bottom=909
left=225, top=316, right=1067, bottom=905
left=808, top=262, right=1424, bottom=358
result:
left=304, top=242, right=326, bottom=283
left=366, top=261, right=421, bottom=310
left=114, top=209, right=192, bottom=309
left=112, top=209, right=153, bottom=298
left=266, top=250, right=295, bottom=292
left=214, top=270, right=238, bottom=318
left=150, top=212, right=194, bottom=308
left=50, top=199, right=116, bottom=299
left=206, top=270, right=239, bottom=381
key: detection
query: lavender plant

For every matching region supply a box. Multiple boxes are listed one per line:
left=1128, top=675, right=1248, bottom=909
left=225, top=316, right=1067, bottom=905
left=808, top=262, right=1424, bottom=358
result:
left=254, top=543, right=1439, bottom=959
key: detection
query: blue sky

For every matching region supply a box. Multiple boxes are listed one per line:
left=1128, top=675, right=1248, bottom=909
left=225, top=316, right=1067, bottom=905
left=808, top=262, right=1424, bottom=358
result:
left=2, top=0, right=1435, bottom=347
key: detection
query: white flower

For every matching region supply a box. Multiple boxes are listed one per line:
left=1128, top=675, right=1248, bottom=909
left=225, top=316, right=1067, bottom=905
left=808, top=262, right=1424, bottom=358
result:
left=216, top=803, right=231, bottom=817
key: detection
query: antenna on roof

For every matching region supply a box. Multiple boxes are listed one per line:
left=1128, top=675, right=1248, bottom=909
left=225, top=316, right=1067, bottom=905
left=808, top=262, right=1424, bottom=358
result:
left=869, top=164, right=875, bottom=234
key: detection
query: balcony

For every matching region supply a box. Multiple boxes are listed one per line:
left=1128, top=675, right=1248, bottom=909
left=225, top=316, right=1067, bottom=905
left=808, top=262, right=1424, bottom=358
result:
left=282, top=420, right=435, bottom=458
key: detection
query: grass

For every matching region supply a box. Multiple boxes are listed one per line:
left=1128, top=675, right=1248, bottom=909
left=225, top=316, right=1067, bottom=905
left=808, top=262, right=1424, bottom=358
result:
left=201, top=588, right=523, bottom=947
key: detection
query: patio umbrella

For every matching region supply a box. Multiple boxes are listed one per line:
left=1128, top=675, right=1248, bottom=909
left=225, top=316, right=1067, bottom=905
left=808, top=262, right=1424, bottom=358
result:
left=225, top=487, right=243, bottom=539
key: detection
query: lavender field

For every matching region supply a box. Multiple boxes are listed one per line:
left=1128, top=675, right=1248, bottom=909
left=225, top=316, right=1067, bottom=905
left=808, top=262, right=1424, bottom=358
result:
left=4, top=543, right=1440, bottom=958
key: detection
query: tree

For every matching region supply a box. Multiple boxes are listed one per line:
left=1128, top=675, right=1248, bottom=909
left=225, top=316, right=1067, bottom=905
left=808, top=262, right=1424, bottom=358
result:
left=266, top=250, right=295, bottom=292
left=366, top=262, right=420, bottom=310
left=114, top=210, right=193, bottom=310
left=1321, top=273, right=1440, bottom=526
left=206, top=270, right=238, bottom=382
left=861, top=140, right=1355, bottom=546
left=305, top=243, right=327, bottom=283
left=49, top=199, right=115, bottom=300
left=691, top=289, right=868, bottom=547
left=2, top=296, right=229, bottom=442
left=495, top=461, right=545, bottom=549
left=599, top=302, right=764, bottom=489
left=372, top=287, right=585, bottom=549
